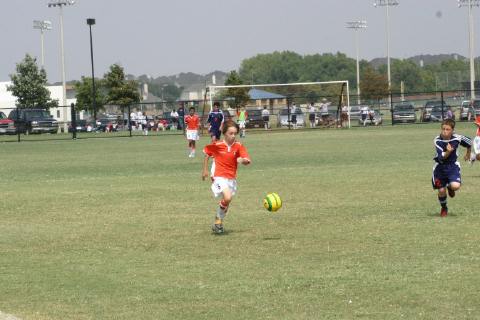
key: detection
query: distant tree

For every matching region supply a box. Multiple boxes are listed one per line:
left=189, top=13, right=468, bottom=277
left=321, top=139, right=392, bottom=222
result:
left=224, top=70, right=250, bottom=109
left=74, top=77, right=106, bottom=113
left=104, top=64, right=140, bottom=106
left=360, top=66, right=389, bottom=102
left=149, top=83, right=183, bottom=102
left=7, top=54, right=58, bottom=109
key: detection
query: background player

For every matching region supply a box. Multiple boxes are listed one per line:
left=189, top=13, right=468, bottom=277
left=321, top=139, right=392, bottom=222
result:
left=207, top=102, right=224, bottom=142
left=184, top=106, right=200, bottom=158
left=432, top=119, right=472, bottom=217
left=237, top=106, right=248, bottom=138
left=202, top=120, right=251, bottom=234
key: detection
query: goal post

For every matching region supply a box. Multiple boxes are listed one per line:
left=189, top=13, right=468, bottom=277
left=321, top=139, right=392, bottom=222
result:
left=206, top=80, right=350, bottom=129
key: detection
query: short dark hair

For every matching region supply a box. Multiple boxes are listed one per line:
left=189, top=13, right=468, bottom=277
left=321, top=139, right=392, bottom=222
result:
left=442, top=118, right=455, bottom=129
left=189, top=106, right=195, bottom=111
left=222, top=120, right=239, bottom=134
left=213, top=102, right=220, bottom=107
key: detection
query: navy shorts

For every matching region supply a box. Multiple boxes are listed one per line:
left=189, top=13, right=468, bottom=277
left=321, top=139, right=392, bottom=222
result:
left=432, top=163, right=461, bottom=189
left=209, top=128, right=221, bottom=140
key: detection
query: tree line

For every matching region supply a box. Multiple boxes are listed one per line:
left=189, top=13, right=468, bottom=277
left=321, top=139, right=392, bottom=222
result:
left=7, top=51, right=476, bottom=111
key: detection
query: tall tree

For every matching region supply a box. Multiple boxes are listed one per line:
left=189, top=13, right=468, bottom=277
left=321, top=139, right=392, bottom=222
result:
left=8, top=54, right=58, bottom=109
left=224, top=70, right=250, bottom=109
left=104, top=64, right=140, bottom=106
left=74, top=76, right=106, bottom=113
left=360, top=67, right=389, bottom=102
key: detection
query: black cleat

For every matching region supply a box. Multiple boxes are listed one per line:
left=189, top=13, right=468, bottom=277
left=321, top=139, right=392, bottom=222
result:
left=212, top=223, right=224, bottom=234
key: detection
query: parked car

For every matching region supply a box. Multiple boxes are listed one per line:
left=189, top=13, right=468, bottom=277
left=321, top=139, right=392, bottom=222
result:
left=459, top=100, right=474, bottom=121
left=421, top=100, right=443, bottom=122
left=429, top=105, right=453, bottom=122
left=358, top=109, right=383, bottom=126
left=278, top=108, right=305, bottom=127
left=0, top=111, right=16, bottom=134
left=245, top=109, right=264, bottom=128
left=68, top=119, right=90, bottom=133
left=348, top=105, right=368, bottom=120
left=472, top=99, right=480, bottom=117
left=8, top=108, right=58, bottom=134
left=392, top=103, right=416, bottom=124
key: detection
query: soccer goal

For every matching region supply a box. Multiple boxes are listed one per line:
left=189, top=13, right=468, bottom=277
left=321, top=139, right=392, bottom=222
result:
left=205, top=81, right=350, bottom=129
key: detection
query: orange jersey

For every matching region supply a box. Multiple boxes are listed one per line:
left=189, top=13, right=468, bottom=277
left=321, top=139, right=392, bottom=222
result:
left=185, top=114, right=200, bottom=130
left=203, top=141, right=250, bottom=179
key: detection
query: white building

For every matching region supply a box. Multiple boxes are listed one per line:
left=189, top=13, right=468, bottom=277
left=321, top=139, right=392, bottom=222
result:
left=0, top=81, right=77, bottom=123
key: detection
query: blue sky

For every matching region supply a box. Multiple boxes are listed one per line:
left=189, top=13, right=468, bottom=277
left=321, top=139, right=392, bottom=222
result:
left=0, top=0, right=477, bottom=82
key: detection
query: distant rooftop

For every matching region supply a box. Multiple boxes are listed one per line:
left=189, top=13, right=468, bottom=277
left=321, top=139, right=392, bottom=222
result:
left=248, top=88, right=285, bottom=100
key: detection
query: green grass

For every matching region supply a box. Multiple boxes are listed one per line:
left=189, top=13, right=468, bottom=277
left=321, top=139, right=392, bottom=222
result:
left=1, top=123, right=480, bottom=319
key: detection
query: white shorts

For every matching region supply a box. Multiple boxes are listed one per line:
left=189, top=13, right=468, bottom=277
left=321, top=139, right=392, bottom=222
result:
left=238, top=120, right=246, bottom=129
left=186, top=129, right=199, bottom=141
left=474, top=136, right=480, bottom=155
left=211, top=177, right=237, bottom=198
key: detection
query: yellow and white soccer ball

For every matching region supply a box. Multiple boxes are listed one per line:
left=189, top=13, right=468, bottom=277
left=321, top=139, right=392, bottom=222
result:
left=263, top=192, right=282, bottom=212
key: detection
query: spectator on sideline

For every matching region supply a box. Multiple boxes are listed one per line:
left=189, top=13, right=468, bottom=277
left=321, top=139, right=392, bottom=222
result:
left=291, top=103, right=298, bottom=129
left=262, top=106, right=270, bottom=130
left=308, top=102, right=316, bottom=128
left=177, top=103, right=185, bottom=132
left=171, top=109, right=179, bottom=130
left=320, top=98, right=329, bottom=126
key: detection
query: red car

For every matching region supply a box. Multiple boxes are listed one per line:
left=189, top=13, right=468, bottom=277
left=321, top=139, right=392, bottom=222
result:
left=0, top=111, right=16, bottom=134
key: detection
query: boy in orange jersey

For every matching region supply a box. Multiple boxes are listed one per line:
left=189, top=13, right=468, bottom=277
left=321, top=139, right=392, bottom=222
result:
left=184, top=107, right=200, bottom=158
left=469, top=116, right=480, bottom=164
left=202, top=120, right=251, bottom=234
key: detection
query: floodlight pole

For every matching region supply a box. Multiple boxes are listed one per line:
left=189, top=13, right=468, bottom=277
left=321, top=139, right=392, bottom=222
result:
left=459, top=0, right=480, bottom=99
left=87, top=18, right=97, bottom=123
left=374, top=0, right=398, bottom=107
left=346, top=21, right=367, bottom=105
left=48, top=0, right=75, bottom=110
left=33, top=20, right=52, bottom=68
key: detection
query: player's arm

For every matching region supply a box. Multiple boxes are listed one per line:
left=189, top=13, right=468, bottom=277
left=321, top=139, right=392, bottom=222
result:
left=219, top=111, right=225, bottom=131
left=202, top=155, right=210, bottom=180
left=434, top=139, right=446, bottom=163
left=237, top=145, right=251, bottom=165
left=460, top=135, right=473, bottom=161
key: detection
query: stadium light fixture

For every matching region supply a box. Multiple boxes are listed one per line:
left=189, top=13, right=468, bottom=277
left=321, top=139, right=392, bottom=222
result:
left=346, top=20, right=367, bottom=104
left=374, top=0, right=398, bottom=101
left=33, top=20, right=52, bottom=68
left=458, top=0, right=480, bottom=99
left=87, top=18, right=97, bottom=122
left=48, top=0, right=75, bottom=110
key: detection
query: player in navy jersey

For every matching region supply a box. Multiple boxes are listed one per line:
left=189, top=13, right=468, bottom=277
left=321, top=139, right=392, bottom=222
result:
left=207, top=102, right=224, bottom=142
left=432, top=119, right=472, bottom=217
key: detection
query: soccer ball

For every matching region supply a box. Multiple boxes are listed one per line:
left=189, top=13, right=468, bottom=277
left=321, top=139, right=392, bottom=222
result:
left=263, top=192, right=282, bottom=212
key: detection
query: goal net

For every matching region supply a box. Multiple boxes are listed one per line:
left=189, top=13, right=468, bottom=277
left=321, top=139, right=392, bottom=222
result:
left=204, top=81, right=350, bottom=130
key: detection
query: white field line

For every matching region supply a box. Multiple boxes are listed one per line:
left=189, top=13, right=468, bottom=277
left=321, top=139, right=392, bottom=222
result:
left=0, top=311, right=21, bottom=320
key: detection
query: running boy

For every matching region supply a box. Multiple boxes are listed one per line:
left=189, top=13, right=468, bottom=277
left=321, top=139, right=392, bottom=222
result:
left=207, top=102, right=224, bottom=142
left=202, top=120, right=251, bottom=234
left=432, top=118, right=472, bottom=217
left=184, top=106, right=200, bottom=158
left=468, top=116, right=480, bottom=164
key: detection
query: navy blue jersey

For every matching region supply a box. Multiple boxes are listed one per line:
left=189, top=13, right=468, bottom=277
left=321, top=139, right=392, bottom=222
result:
left=433, top=133, right=472, bottom=164
left=207, top=111, right=224, bottom=130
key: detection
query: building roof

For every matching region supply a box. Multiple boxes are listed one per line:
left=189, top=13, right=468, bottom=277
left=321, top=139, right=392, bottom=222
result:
left=248, top=88, right=285, bottom=100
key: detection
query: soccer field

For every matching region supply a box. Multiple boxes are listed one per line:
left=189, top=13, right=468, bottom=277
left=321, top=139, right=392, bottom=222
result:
left=1, top=123, right=480, bottom=319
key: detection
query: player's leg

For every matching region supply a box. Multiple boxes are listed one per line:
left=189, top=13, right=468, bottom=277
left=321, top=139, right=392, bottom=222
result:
left=446, top=164, right=462, bottom=198
left=433, top=166, right=448, bottom=217
left=191, top=140, right=196, bottom=157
